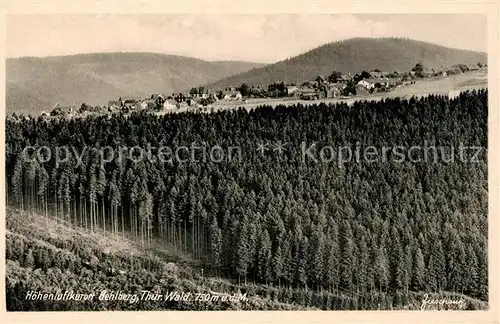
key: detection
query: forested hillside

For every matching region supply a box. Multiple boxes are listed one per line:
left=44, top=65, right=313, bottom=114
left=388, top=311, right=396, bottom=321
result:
left=208, top=37, right=487, bottom=88
left=5, top=90, right=488, bottom=310
left=6, top=53, right=265, bottom=115
left=5, top=208, right=313, bottom=311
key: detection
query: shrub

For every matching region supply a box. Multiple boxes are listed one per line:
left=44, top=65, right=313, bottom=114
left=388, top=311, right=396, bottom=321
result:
left=24, top=249, right=35, bottom=269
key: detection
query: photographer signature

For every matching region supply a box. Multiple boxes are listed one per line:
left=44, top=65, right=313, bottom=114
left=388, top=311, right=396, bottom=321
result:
left=420, top=293, right=467, bottom=310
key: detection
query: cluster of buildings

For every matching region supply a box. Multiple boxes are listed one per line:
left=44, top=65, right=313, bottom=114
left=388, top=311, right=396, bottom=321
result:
left=289, top=63, right=485, bottom=100
left=284, top=72, right=403, bottom=100
left=43, top=62, right=486, bottom=118
left=45, top=88, right=247, bottom=117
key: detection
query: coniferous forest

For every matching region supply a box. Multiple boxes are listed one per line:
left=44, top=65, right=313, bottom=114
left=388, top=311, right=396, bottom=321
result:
left=5, top=90, right=488, bottom=310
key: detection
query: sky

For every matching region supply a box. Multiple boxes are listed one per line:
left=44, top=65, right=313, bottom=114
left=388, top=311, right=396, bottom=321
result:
left=6, top=14, right=487, bottom=63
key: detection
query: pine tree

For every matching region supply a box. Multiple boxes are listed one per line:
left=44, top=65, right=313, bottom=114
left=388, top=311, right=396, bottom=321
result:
left=340, top=221, right=355, bottom=293
left=390, top=230, right=404, bottom=291
left=356, top=235, right=370, bottom=294
left=475, top=240, right=488, bottom=300
left=88, top=172, right=97, bottom=232
left=444, top=226, right=466, bottom=292
left=426, top=239, right=446, bottom=291
left=12, top=157, right=24, bottom=208
left=24, top=249, right=35, bottom=269
left=210, top=216, right=222, bottom=275
left=62, top=171, right=71, bottom=222
left=272, top=243, right=284, bottom=288
left=236, top=215, right=251, bottom=285
left=109, top=177, right=121, bottom=236
left=130, top=179, right=140, bottom=239
left=425, top=255, right=438, bottom=292
left=37, top=165, right=49, bottom=218
left=374, top=245, right=390, bottom=292
left=281, top=232, right=293, bottom=287
left=309, top=226, right=324, bottom=290
left=412, top=247, right=426, bottom=291
left=138, top=187, right=153, bottom=246
left=96, top=165, right=107, bottom=231
left=257, top=229, right=272, bottom=284
left=297, top=235, right=309, bottom=289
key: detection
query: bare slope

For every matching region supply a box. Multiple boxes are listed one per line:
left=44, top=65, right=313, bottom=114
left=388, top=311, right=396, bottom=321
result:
left=6, top=53, right=265, bottom=115
left=208, top=38, right=487, bottom=89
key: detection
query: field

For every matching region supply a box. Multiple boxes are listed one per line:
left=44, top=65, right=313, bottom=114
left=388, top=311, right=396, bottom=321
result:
left=205, top=69, right=488, bottom=112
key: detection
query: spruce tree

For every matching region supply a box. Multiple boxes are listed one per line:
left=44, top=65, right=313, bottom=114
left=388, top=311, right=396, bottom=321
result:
left=209, top=216, right=222, bottom=275
left=257, top=229, right=272, bottom=284
left=412, top=247, right=426, bottom=291
left=340, top=221, right=355, bottom=293
left=272, top=244, right=284, bottom=288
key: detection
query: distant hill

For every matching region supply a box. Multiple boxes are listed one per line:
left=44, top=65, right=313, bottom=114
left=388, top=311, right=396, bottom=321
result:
left=207, top=38, right=487, bottom=89
left=6, top=53, right=265, bottom=115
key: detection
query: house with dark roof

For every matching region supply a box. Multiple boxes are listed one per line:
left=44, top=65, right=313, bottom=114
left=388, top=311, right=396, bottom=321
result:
left=422, top=68, right=436, bottom=77
left=302, top=80, right=319, bottom=88
left=51, top=103, right=75, bottom=116
left=467, top=64, right=480, bottom=71
left=298, top=88, right=319, bottom=100
left=447, top=66, right=463, bottom=75
left=315, top=76, right=326, bottom=84
left=339, top=74, right=352, bottom=82
left=108, top=100, right=122, bottom=108
left=369, top=71, right=385, bottom=79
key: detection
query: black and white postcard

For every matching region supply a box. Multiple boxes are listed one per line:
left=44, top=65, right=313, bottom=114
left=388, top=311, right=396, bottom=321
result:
left=1, top=1, right=499, bottom=324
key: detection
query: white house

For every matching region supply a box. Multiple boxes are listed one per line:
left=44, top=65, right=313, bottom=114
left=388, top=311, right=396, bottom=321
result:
left=163, top=100, right=178, bottom=110
left=196, top=93, right=210, bottom=99
left=223, top=90, right=243, bottom=101
left=357, top=79, right=375, bottom=90
left=140, top=100, right=156, bottom=110
left=286, top=85, right=298, bottom=96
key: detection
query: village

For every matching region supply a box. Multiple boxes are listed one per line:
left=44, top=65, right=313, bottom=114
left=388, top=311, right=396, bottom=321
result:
left=44, top=62, right=486, bottom=118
